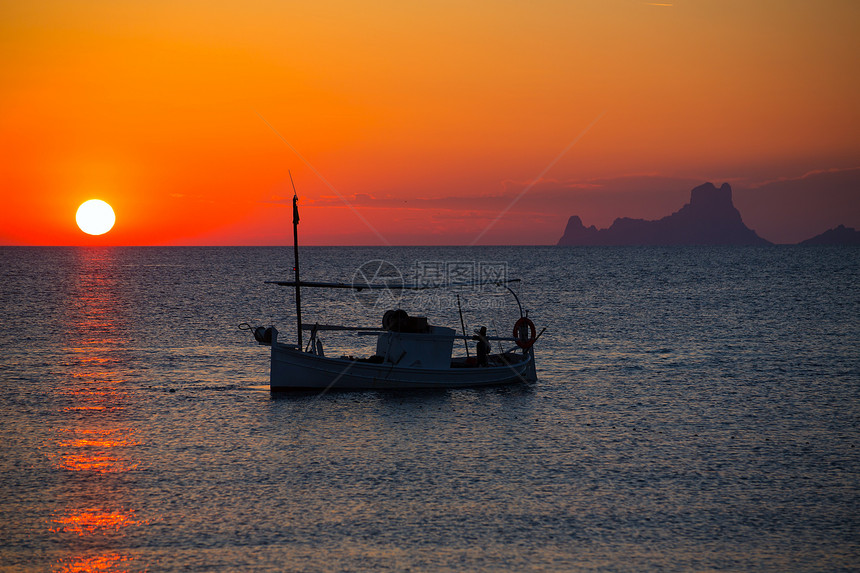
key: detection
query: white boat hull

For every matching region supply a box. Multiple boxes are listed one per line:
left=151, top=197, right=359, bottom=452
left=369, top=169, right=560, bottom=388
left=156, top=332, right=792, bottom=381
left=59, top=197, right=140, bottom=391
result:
left=270, top=342, right=535, bottom=391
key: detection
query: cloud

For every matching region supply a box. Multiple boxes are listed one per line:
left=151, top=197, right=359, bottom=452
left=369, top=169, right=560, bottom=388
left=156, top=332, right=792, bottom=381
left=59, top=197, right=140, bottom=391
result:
left=747, top=166, right=860, bottom=189
left=251, top=169, right=859, bottom=245
left=275, top=173, right=696, bottom=216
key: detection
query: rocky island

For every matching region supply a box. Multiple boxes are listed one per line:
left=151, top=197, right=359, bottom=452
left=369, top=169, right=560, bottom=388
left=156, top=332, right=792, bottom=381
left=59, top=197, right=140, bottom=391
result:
left=799, top=224, right=860, bottom=245
left=557, top=182, right=771, bottom=246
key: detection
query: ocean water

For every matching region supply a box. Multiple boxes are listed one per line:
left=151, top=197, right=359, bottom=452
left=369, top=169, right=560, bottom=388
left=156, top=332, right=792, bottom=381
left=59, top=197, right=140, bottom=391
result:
left=0, top=246, right=858, bottom=572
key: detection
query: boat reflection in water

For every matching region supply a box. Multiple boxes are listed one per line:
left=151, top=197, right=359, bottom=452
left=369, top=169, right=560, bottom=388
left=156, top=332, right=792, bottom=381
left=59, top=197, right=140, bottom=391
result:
left=47, top=248, right=146, bottom=573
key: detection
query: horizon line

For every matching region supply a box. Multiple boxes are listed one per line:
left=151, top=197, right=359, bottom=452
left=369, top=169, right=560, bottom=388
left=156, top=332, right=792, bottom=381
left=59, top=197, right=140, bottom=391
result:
left=0, top=242, right=832, bottom=248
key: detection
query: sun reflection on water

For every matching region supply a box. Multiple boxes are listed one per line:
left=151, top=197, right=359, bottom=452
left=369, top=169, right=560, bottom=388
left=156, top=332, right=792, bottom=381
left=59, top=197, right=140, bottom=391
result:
left=57, top=451, right=140, bottom=474
left=49, top=508, right=144, bottom=536
left=58, top=428, right=141, bottom=449
left=56, top=553, right=135, bottom=573
left=48, top=248, right=147, bottom=572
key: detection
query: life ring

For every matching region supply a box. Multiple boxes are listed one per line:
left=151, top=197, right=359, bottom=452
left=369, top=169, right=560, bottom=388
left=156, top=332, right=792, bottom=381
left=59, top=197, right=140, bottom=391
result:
left=513, top=317, right=536, bottom=349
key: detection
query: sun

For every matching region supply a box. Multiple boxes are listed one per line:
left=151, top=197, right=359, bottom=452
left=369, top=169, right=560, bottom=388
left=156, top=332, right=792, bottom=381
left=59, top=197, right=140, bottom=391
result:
left=76, top=199, right=116, bottom=236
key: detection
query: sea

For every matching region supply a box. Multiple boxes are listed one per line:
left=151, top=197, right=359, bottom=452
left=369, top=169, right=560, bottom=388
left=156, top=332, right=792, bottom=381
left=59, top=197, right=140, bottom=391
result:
left=0, top=246, right=857, bottom=572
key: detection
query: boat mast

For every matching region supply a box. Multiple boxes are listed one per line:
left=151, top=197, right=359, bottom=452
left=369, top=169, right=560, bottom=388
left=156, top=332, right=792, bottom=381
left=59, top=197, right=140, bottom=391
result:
left=456, top=294, right=470, bottom=359
left=289, top=171, right=303, bottom=349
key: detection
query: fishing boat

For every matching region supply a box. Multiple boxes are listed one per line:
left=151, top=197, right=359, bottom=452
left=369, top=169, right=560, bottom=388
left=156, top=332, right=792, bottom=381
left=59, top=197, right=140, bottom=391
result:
left=245, top=178, right=542, bottom=391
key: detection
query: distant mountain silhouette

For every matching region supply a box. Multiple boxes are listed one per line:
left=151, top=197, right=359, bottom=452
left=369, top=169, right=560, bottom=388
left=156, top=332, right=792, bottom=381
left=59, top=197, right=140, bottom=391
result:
left=799, top=225, right=860, bottom=245
left=557, top=182, right=770, bottom=246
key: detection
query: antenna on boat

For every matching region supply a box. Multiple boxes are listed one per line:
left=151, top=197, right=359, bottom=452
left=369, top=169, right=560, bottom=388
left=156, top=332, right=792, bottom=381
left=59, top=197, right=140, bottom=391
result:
left=289, top=170, right=303, bottom=349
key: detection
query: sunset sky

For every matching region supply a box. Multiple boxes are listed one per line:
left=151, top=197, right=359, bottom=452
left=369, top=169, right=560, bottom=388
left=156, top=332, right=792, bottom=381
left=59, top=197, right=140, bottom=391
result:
left=1, top=0, right=857, bottom=245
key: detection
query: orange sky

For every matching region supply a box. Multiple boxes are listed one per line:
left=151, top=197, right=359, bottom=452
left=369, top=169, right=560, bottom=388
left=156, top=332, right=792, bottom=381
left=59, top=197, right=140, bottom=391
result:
left=1, top=0, right=857, bottom=245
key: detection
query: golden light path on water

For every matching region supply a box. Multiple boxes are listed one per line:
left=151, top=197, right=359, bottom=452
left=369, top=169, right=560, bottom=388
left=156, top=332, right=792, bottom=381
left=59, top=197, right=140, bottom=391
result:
left=48, top=249, right=147, bottom=573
